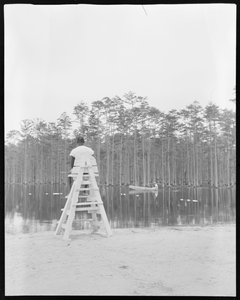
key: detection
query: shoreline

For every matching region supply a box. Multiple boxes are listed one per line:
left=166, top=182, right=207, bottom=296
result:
left=5, top=224, right=236, bottom=296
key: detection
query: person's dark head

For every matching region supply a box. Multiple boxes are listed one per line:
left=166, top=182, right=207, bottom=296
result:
left=76, top=136, right=85, bottom=145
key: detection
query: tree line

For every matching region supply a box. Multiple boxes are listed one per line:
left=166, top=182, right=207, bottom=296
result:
left=5, top=91, right=236, bottom=187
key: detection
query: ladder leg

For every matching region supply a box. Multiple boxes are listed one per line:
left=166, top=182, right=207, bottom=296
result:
left=87, top=162, right=112, bottom=236
left=98, top=204, right=113, bottom=236
left=63, top=209, right=75, bottom=240
left=55, top=181, right=76, bottom=235
left=63, top=191, right=79, bottom=240
left=62, top=167, right=84, bottom=239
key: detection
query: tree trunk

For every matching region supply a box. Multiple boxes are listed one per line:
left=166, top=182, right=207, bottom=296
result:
left=106, top=136, right=110, bottom=185
left=214, top=120, right=218, bottom=187
left=23, top=140, right=27, bottom=184
left=209, top=122, right=213, bottom=186
left=111, top=135, right=115, bottom=185
left=119, top=134, right=123, bottom=186
left=227, top=131, right=230, bottom=187
left=142, top=134, right=146, bottom=186
left=152, top=135, right=156, bottom=183
left=147, top=138, right=151, bottom=186
left=134, top=129, right=138, bottom=185
left=161, top=139, right=165, bottom=187
left=195, top=139, right=199, bottom=186
left=167, top=137, right=170, bottom=187
left=186, top=140, right=189, bottom=185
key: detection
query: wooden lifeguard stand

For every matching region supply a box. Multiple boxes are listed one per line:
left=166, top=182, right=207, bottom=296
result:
left=55, top=155, right=112, bottom=240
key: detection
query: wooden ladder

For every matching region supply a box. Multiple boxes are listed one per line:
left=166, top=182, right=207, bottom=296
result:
left=55, top=155, right=112, bottom=240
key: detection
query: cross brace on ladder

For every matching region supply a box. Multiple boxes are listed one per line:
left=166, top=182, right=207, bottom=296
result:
left=55, top=155, right=112, bottom=240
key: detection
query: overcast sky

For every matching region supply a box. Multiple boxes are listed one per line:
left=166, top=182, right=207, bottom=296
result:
left=4, top=4, right=236, bottom=135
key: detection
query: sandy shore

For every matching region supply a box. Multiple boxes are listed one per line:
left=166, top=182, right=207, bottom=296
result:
left=5, top=224, right=236, bottom=296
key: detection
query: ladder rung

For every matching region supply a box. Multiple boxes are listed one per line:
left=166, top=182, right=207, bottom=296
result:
left=86, top=198, right=101, bottom=202
left=68, top=174, right=90, bottom=177
left=74, top=164, right=96, bottom=166
left=72, top=165, right=91, bottom=168
left=62, top=207, right=99, bottom=214
left=68, top=174, right=99, bottom=178
left=75, top=202, right=102, bottom=206
left=64, top=196, right=100, bottom=201
left=73, top=165, right=92, bottom=167
left=83, top=173, right=98, bottom=176
left=76, top=190, right=99, bottom=193
left=61, top=224, right=66, bottom=229
left=76, top=188, right=99, bottom=191
left=75, top=207, right=99, bottom=212
left=75, top=204, right=98, bottom=208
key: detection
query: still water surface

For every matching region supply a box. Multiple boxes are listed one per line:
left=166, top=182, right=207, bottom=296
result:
left=5, top=184, right=235, bottom=234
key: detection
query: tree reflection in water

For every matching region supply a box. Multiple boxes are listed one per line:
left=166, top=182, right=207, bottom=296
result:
left=5, top=184, right=236, bottom=234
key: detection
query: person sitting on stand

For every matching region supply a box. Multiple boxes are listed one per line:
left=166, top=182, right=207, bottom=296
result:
left=67, top=136, right=94, bottom=197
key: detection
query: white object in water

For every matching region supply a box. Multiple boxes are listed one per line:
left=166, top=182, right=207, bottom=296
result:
left=192, top=199, right=198, bottom=202
left=53, top=193, right=63, bottom=195
left=45, top=193, right=48, bottom=195
left=29, top=193, right=32, bottom=195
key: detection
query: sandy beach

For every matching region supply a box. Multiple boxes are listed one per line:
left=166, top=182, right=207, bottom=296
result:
left=5, top=224, right=236, bottom=296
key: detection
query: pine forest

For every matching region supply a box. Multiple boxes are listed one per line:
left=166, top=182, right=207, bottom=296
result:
left=5, top=91, right=236, bottom=188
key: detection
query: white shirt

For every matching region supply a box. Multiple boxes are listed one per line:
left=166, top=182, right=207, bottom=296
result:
left=70, top=145, right=94, bottom=158
left=69, top=145, right=98, bottom=173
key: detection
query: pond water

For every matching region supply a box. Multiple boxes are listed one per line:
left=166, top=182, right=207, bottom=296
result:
left=5, top=184, right=235, bottom=234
